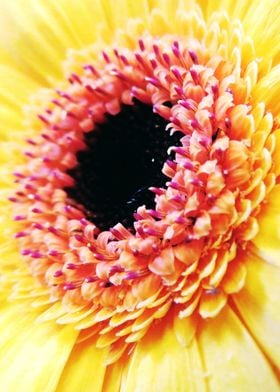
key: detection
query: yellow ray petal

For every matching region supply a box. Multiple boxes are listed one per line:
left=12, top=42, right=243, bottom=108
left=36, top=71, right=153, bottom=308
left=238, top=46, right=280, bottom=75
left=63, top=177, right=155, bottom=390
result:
left=0, top=2, right=279, bottom=392
left=0, top=301, right=36, bottom=350
left=102, top=360, right=125, bottom=392
left=252, top=65, right=280, bottom=119
left=197, top=0, right=249, bottom=21
left=0, top=301, right=78, bottom=392
left=199, top=289, right=227, bottom=318
left=272, top=130, right=280, bottom=177
left=198, top=306, right=279, bottom=391
left=233, top=251, right=280, bottom=368
left=199, top=0, right=280, bottom=62
left=173, top=313, right=198, bottom=347
left=241, top=0, right=280, bottom=64
left=252, top=184, right=280, bottom=267
left=0, top=65, right=39, bottom=108
left=0, top=106, right=25, bottom=136
left=0, top=0, right=110, bottom=84
left=123, top=316, right=207, bottom=392
left=56, top=337, right=108, bottom=392
left=100, top=0, right=150, bottom=29
left=0, top=1, right=60, bottom=84
left=0, top=0, right=160, bottom=86
left=0, top=65, right=40, bottom=135
left=149, top=0, right=181, bottom=18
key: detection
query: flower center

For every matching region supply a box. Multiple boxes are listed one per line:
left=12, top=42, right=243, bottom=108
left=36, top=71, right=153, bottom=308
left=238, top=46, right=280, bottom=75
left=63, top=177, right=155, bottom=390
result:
left=10, top=29, right=277, bottom=364
left=66, top=100, right=181, bottom=231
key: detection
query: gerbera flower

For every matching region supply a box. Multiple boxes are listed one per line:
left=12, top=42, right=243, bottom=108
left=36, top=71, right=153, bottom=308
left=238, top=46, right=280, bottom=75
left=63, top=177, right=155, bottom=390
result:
left=0, top=0, right=279, bottom=390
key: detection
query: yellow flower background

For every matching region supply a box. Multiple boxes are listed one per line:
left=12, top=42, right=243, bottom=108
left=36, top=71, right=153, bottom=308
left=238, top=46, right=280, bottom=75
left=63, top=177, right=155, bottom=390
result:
left=0, top=0, right=279, bottom=391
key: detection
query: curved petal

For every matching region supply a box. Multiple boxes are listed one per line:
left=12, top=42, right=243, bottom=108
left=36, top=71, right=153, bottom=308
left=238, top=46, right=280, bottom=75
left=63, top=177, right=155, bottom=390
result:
left=233, top=251, right=280, bottom=368
left=101, top=360, right=125, bottom=392
left=198, top=0, right=280, bottom=63
left=0, top=1, right=279, bottom=392
left=122, top=315, right=207, bottom=392
left=56, top=337, right=108, bottom=392
left=0, top=0, right=154, bottom=84
left=252, top=65, right=280, bottom=119
left=252, top=185, right=280, bottom=267
left=0, top=0, right=110, bottom=83
left=198, top=306, right=279, bottom=391
left=0, top=301, right=78, bottom=392
left=0, top=65, right=40, bottom=134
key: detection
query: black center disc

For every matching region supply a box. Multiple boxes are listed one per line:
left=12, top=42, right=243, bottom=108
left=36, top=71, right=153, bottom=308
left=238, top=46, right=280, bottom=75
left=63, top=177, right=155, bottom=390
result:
left=66, top=100, right=181, bottom=231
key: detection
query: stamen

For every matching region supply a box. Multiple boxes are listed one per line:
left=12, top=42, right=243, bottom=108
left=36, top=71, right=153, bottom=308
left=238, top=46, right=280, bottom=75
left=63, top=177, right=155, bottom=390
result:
left=9, top=31, right=273, bottom=355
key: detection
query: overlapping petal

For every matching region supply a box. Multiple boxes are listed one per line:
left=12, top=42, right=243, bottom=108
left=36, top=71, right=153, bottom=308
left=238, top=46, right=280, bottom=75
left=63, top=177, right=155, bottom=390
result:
left=0, top=0, right=279, bottom=391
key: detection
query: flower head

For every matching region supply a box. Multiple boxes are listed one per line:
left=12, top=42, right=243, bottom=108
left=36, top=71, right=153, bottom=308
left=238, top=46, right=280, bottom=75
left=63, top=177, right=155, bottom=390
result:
left=0, top=0, right=279, bottom=390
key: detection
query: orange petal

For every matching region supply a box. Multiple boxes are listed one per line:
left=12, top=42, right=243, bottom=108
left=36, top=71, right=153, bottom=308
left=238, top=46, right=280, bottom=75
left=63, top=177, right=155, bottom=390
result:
left=149, top=247, right=175, bottom=276
left=221, top=258, right=247, bottom=294
left=199, top=288, right=227, bottom=318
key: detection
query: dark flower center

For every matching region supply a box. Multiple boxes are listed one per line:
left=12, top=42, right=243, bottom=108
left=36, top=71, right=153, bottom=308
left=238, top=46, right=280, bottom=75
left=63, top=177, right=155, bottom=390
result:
left=66, top=100, right=181, bottom=231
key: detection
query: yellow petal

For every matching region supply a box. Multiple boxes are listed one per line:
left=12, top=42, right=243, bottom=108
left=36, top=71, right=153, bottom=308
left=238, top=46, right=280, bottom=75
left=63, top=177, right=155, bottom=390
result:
left=100, top=0, right=150, bottom=29
left=0, top=65, right=39, bottom=109
left=0, top=301, right=78, bottom=392
left=123, top=316, right=207, bottom=392
left=0, top=301, right=35, bottom=350
left=102, top=360, right=125, bottom=392
left=253, top=65, right=280, bottom=119
left=242, top=1, right=280, bottom=64
left=198, top=306, right=279, bottom=391
left=233, top=251, right=280, bottom=368
left=221, top=258, right=247, bottom=294
left=200, top=0, right=280, bottom=61
left=173, top=312, right=198, bottom=347
left=0, top=64, right=38, bottom=136
left=272, top=129, right=280, bottom=177
left=199, top=289, right=227, bottom=318
left=56, top=337, right=108, bottom=392
left=252, top=184, right=280, bottom=267
left=0, top=0, right=110, bottom=84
